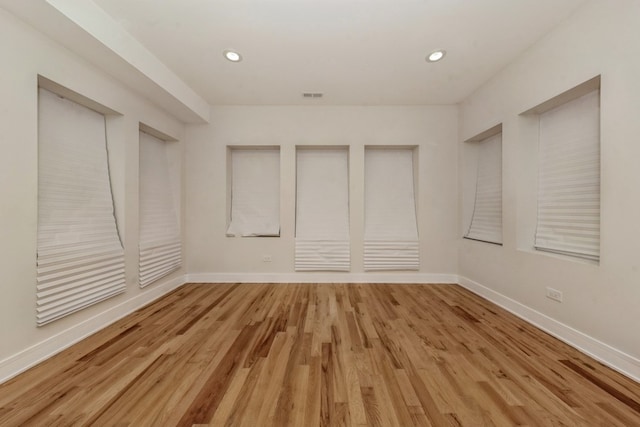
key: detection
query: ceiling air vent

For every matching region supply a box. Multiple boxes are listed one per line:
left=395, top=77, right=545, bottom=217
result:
left=302, top=93, right=323, bottom=98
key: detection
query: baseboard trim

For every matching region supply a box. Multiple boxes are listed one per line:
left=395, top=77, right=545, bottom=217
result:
left=457, top=276, right=640, bottom=383
left=186, top=272, right=459, bottom=284
left=0, top=275, right=187, bottom=385
left=4, top=273, right=637, bottom=386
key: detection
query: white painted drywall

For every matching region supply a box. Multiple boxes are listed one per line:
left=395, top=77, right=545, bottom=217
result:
left=0, top=8, right=186, bottom=377
left=459, top=0, right=640, bottom=359
left=185, top=106, right=459, bottom=277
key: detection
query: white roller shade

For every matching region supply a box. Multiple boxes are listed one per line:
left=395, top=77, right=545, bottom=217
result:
left=227, top=148, right=280, bottom=237
left=364, top=148, right=419, bottom=271
left=535, top=90, right=600, bottom=261
left=37, top=88, right=125, bottom=326
left=295, top=148, right=350, bottom=271
left=139, top=131, right=181, bottom=288
left=465, top=134, right=502, bottom=244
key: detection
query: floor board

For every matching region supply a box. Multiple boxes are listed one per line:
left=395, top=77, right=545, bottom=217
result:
left=1, top=283, right=639, bottom=426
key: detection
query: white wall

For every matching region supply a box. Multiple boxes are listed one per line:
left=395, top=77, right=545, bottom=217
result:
left=185, top=106, right=459, bottom=281
left=459, top=0, right=640, bottom=371
left=0, top=9, right=186, bottom=381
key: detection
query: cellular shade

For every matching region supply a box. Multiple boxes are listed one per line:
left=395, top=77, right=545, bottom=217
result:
left=227, top=148, right=280, bottom=237
left=37, top=88, right=125, bottom=326
left=465, top=133, right=503, bottom=244
left=295, top=148, right=350, bottom=271
left=364, top=148, right=419, bottom=271
left=535, top=90, right=600, bottom=261
left=139, top=131, right=181, bottom=287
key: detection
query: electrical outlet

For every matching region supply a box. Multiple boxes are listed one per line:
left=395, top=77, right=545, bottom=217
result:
left=262, top=255, right=272, bottom=263
left=546, top=287, right=563, bottom=303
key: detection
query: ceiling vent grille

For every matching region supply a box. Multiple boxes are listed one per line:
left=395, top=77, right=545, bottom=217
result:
left=302, top=93, right=323, bottom=98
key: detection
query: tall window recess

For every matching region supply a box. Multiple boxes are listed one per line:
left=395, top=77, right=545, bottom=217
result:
left=295, top=148, right=350, bottom=271
left=37, top=88, right=125, bottom=326
left=227, top=148, right=280, bottom=237
left=464, top=132, right=503, bottom=245
left=364, top=147, right=419, bottom=271
left=139, top=130, right=181, bottom=288
left=535, top=89, right=600, bottom=261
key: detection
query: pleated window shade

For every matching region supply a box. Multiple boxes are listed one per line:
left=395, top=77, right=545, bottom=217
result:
left=227, top=148, right=280, bottom=237
left=364, top=148, right=419, bottom=271
left=139, top=131, right=181, bottom=288
left=295, top=148, right=350, bottom=271
left=535, top=90, right=600, bottom=261
left=37, top=88, right=125, bottom=326
left=465, top=133, right=503, bottom=244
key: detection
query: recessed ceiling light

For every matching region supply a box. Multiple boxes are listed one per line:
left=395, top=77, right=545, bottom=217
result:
left=427, top=49, right=446, bottom=62
left=223, top=49, right=242, bottom=62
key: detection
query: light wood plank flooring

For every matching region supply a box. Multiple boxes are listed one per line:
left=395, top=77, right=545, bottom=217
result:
left=1, top=283, right=639, bottom=426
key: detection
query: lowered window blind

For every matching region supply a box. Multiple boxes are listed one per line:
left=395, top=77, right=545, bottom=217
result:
left=139, top=131, right=181, bottom=288
left=535, top=90, right=600, bottom=261
left=465, top=133, right=503, bottom=244
left=227, top=148, right=280, bottom=237
left=295, top=148, right=350, bottom=271
left=364, top=148, right=419, bottom=271
left=37, top=88, right=125, bottom=326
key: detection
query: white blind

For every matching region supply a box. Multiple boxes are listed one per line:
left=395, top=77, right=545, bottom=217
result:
left=139, top=131, right=181, bottom=288
left=295, top=148, right=350, bottom=271
left=465, top=133, right=503, bottom=244
left=37, top=88, right=125, bottom=326
left=364, top=148, right=419, bottom=271
left=227, top=148, right=280, bottom=237
left=535, top=90, right=600, bottom=261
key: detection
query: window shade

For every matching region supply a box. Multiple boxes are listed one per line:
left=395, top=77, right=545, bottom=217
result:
left=465, top=134, right=502, bottom=244
left=364, top=148, right=419, bottom=271
left=227, top=148, right=280, bottom=237
left=535, top=90, right=600, bottom=261
left=139, top=131, right=181, bottom=288
left=37, top=88, right=125, bottom=326
left=295, top=148, right=350, bottom=271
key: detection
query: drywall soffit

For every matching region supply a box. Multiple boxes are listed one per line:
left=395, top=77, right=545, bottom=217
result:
left=0, top=0, right=210, bottom=124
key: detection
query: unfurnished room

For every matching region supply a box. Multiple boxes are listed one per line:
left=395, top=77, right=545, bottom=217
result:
left=1, top=0, right=640, bottom=425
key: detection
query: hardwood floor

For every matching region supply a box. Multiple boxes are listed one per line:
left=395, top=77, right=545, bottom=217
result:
left=1, top=283, right=640, bottom=426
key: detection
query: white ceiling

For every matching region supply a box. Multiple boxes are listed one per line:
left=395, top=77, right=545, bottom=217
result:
left=92, top=0, right=587, bottom=106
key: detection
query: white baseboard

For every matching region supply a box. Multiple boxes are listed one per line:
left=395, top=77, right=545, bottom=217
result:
left=4, top=273, right=638, bottom=387
left=0, top=275, right=187, bottom=385
left=458, top=276, right=640, bottom=383
left=186, top=272, right=459, bottom=284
